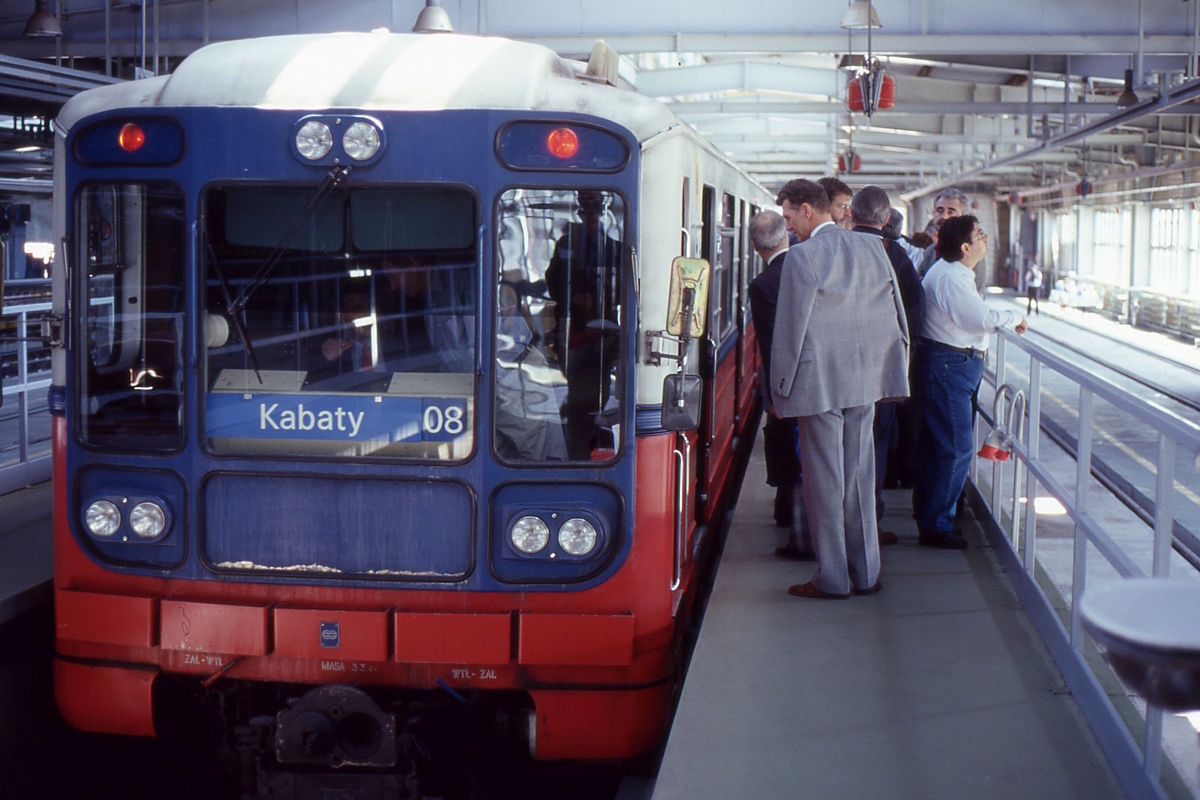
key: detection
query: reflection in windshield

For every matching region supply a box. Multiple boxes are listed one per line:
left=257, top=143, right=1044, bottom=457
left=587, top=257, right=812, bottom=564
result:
left=496, top=189, right=624, bottom=463
left=202, top=185, right=477, bottom=460
left=78, top=183, right=186, bottom=451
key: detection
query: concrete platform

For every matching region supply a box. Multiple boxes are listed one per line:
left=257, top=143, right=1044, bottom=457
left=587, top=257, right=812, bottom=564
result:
left=0, top=481, right=52, bottom=627
left=652, top=447, right=1126, bottom=800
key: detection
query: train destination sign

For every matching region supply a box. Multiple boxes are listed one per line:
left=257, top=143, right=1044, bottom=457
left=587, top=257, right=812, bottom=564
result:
left=205, top=393, right=468, bottom=443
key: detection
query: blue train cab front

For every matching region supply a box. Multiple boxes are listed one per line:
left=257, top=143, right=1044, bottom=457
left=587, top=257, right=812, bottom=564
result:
left=50, top=30, right=711, bottom=765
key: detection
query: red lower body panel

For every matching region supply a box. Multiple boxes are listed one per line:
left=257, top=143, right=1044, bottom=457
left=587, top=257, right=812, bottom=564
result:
left=54, top=657, right=157, bottom=736
left=529, top=684, right=672, bottom=760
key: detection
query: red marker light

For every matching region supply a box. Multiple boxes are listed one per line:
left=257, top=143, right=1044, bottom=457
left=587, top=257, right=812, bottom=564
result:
left=547, top=128, right=579, bottom=159
left=118, top=123, right=146, bottom=152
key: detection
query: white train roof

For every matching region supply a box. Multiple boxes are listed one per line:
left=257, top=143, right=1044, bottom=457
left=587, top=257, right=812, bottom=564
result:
left=57, top=31, right=681, bottom=144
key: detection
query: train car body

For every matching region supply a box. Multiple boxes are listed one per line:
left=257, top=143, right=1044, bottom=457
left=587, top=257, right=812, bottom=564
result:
left=49, top=29, right=773, bottom=794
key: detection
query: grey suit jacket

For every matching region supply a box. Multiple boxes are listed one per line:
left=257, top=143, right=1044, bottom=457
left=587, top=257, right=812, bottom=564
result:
left=770, top=224, right=910, bottom=418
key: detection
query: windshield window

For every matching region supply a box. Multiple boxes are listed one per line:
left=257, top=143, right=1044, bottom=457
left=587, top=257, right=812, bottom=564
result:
left=202, top=184, right=477, bottom=460
left=77, top=183, right=186, bottom=451
left=495, top=189, right=624, bottom=463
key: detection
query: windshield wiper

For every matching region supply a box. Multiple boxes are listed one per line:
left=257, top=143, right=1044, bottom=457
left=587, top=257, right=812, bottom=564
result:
left=228, top=164, right=351, bottom=317
left=206, top=233, right=264, bottom=382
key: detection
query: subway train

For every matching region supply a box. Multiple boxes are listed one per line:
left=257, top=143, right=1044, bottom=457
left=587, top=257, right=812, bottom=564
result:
left=47, top=22, right=774, bottom=798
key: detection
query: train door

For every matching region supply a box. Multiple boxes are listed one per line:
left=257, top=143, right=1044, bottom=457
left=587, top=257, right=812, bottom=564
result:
left=695, top=189, right=738, bottom=521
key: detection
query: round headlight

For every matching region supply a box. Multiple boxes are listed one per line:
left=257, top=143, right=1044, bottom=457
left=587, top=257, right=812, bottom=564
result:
left=296, top=120, right=333, bottom=160
left=130, top=502, right=166, bottom=539
left=342, top=122, right=381, bottom=161
left=510, top=515, right=550, bottom=554
left=558, top=518, right=597, bottom=556
left=85, top=500, right=121, bottom=538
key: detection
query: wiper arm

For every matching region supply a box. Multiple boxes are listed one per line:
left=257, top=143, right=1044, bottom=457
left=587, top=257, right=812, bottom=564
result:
left=228, top=164, right=351, bottom=316
left=206, top=234, right=263, bottom=382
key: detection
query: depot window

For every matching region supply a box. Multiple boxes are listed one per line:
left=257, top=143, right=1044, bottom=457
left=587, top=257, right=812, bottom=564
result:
left=200, top=184, right=478, bottom=461
left=76, top=183, right=186, bottom=452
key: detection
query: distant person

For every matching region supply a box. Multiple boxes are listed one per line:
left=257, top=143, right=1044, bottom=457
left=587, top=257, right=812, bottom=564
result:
left=1024, top=261, right=1043, bottom=314
left=818, top=176, right=854, bottom=230
left=913, top=215, right=1027, bottom=549
left=771, top=179, right=909, bottom=599
left=884, top=207, right=925, bottom=266
left=849, top=186, right=925, bottom=546
left=747, top=210, right=813, bottom=560
left=908, top=230, right=934, bottom=250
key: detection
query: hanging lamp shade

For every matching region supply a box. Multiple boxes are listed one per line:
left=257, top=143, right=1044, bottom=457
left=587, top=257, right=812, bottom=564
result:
left=840, top=1, right=882, bottom=30
left=413, top=0, right=454, bottom=33
left=23, top=0, right=62, bottom=37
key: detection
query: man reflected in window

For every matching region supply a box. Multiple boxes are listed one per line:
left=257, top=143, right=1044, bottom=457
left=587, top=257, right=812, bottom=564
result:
left=321, top=288, right=385, bottom=374
left=544, top=190, right=623, bottom=460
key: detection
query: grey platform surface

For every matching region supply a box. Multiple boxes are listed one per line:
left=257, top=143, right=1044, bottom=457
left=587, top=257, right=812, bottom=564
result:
left=0, top=481, right=52, bottom=627
left=653, top=448, right=1125, bottom=800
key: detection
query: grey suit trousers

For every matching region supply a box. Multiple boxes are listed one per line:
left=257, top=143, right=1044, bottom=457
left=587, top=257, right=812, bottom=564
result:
left=795, top=404, right=881, bottom=595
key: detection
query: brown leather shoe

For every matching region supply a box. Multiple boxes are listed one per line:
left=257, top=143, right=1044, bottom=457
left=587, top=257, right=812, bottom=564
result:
left=787, top=581, right=850, bottom=599
left=878, top=530, right=899, bottom=546
left=854, top=578, right=883, bottom=596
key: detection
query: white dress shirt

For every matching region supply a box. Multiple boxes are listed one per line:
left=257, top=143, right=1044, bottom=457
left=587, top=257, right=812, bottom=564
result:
left=807, top=220, right=837, bottom=239
left=920, top=258, right=1021, bottom=351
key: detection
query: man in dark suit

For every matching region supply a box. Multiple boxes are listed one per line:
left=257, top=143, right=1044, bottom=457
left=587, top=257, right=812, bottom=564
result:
left=850, top=186, right=925, bottom=545
left=747, top=210, right=812, bottom=560
left=771, top=179, right=909, bottom=599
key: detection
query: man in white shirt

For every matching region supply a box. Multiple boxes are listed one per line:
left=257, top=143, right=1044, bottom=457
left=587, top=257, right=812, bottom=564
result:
left=913, top=215, right=1028, bottom=549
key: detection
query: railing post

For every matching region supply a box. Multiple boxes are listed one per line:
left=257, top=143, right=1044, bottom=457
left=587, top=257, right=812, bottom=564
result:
left=1152, top=434, right=1175, bottom=578
left=1140, top=433, right=1176, bottom=779
left=1023, top=360, right=1042, bottom=573
left=1070, top=387, right=1094, bottom=650
left=17, top=309, right=29, bottom=464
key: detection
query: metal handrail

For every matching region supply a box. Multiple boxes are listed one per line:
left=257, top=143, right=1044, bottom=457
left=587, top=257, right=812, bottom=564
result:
left=976, top=328, right=1200, bottom=800
left=0, top=300, right=52, bottom=495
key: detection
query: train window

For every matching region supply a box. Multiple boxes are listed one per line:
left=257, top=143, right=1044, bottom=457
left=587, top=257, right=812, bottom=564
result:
left=76, top=182, right=186, bottom=452
left=716, top=192, right=737, bottom=338
left=200, top=184, right=478, bottom=461
left=495, top=188, right=625, bottom=463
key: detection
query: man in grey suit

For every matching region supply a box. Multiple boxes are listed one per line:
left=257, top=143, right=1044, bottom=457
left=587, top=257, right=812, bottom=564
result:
left=770, top=179, right=910, bottom=599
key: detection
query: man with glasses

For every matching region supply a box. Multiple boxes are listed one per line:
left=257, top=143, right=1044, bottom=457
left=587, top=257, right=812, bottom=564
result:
left=913, top=216, right=1028, bottom=549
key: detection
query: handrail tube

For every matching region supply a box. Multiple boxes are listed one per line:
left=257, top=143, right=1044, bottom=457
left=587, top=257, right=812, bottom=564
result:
left=998, top=330, right=1200, bottom=451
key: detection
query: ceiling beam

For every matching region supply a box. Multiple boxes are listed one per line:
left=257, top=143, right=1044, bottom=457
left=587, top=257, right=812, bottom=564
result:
left=901, top=76, right=1200, bottom=201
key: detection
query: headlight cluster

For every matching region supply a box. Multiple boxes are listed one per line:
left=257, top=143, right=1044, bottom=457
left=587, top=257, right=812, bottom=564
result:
left=509, top=514, right=598, bottom=557
left=294, top=117, right=383, bottom=163
left=84, top=497, right=169, bottom=541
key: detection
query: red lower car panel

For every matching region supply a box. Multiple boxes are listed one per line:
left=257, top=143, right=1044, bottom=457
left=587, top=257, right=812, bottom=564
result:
left=57, top=589, right=157, bottom=648
left=54, top=657, right=157, bottom=736
left=529, top=684, right=671, bottom=759
left=394, top=611, right=512, bottom=665
left=518, top=613, right=635, bottom=666
left=160, top=600, right=270, bottom=656
left=274, top=607, right=389, bottom=662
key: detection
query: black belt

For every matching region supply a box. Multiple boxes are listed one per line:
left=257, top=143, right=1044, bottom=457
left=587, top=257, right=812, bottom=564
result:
left=919, top=337, right=983, bottom=359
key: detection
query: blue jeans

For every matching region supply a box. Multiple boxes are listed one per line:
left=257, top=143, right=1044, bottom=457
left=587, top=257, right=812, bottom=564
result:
left=913, top=344, right=985, bottom=535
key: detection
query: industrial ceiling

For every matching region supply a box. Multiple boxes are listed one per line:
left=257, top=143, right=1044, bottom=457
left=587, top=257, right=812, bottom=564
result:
left=0, top=0, right=1197, bottom=206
